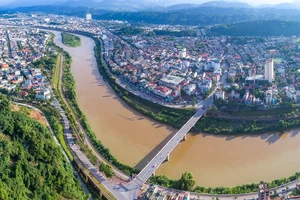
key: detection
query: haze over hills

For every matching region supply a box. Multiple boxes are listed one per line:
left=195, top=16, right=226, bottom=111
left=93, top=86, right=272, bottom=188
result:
left=2, top=0, right=300, bottom=10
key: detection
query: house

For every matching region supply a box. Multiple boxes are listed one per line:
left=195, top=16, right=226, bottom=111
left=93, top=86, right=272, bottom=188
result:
left=230, top=90, right=240, bottom=99
left=184, top=84, right=196, bottom=96
left=286, top=85, right=297, bottom=102
left=215, top=88, right=225, bottom=100
left=35, top=87, right=51, bottom=100
left=0, top=63, right=9, bottom=71
left=22, top=79, right=32, bottom=90
left=153, top=86, right=172, bottom=98
left=198, top=79, right=212, bottom=94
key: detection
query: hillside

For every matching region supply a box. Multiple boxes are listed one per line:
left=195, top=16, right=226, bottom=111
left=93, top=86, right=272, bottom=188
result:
left=209, top=20, right=300, bottom=36
left=0, top=95, right=87, bottom=200
left=199, top=1, right=252, bottom=8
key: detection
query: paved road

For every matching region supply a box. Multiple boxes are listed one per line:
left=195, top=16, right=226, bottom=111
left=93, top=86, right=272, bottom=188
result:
left=45, top=28, right=300, bottom=200
left=13, top=102, right=92, bottom=199
left=133, top=96, right=214, bottom=185
left=57, top=53, right=129, bottom=181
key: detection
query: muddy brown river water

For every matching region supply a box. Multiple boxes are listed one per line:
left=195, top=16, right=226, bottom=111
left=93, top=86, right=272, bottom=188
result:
left=52, top=31, right=300, bottom=187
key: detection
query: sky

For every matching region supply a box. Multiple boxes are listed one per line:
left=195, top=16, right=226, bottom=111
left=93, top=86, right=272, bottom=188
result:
left=0, top=0, right=296, bottom=6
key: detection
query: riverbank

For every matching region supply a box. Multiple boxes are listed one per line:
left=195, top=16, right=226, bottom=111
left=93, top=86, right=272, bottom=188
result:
left=46, top=29, right=300, bottom=192
left=89, top=34, right=300, bottom=194
left=46, top=29, right=300, bottom=136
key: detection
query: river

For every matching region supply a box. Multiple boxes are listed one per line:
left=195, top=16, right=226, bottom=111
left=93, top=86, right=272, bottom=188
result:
left=52, top=31, right=300, bottom=187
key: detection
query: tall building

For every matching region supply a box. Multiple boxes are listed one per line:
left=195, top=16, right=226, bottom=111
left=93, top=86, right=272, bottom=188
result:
left=258, top=184, right=270, bottom=200
left=264, top=59, right=274, bottom=83
left=86, top=13, right=92, bottom=20
left=179, top=48, right=187, bottom=59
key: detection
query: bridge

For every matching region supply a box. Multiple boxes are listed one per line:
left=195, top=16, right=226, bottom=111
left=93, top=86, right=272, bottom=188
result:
left=132, top=96, right=214, bottom=186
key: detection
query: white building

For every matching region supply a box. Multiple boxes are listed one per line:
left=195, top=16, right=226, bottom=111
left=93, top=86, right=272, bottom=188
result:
left=265, top=89, right=273, bottom=104
left=184, top=84, right=196, bottom=96
left=230, top=90, right=240, bottom=99
left=36, top=87, right=51, bottom=101
left=86, top=13, right=92, bottom=20
left=264, top=59, right=274, bottom=83
left=198, top=79, right=212, bottom=94
left=215, top=88, right=225, bottom=100
left=286, top=85, right=297, bottom=102
left=159, top=75, right=184, bottom=89
left=179, top=48, right=187, bottom=59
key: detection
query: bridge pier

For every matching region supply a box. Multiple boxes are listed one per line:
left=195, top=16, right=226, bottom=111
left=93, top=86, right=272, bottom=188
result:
left=181, top=134, right=187, bottom=142
left=164, top=154, right=170, bottom=162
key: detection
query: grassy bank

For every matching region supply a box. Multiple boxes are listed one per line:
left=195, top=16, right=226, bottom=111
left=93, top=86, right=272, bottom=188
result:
left=49, top=32, right=139, bottom=175
left=46, top=29, right=300, bottom=195
left=40, top=105, right=74, bottom=161
left=90, top=35, right=300, bottom=194
left=61, top=32, right=81, bottom=47
left=93, top=37, right=196, bottom=130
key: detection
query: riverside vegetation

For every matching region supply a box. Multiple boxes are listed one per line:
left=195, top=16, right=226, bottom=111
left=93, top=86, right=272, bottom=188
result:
left=91, top=35, right=300, bottom=194
left=61, top=32, right=81, bottom=47
left=44, top=30, right=300, bottom=195
left=0, top=95, right=88, bottom=200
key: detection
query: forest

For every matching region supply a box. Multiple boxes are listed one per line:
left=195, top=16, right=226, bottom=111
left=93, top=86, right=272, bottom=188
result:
left=7, top=6, right=300, bottom=26
left=0, top=95, right=88, bottom=200
left=209, top=20, right=300, bottom=36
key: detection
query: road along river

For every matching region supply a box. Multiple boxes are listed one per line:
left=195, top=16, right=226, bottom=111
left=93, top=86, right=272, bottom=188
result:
left=52, top=31, right=300, bottom=187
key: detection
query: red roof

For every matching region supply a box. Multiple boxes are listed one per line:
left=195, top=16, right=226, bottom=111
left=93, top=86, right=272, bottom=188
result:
left=154, top=86, right=171, bottom=93
left=1, top=63, right=9, bottom=68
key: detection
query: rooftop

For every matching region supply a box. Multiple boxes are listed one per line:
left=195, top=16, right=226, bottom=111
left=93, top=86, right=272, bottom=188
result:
left=160, top=75, right=184, bottom=85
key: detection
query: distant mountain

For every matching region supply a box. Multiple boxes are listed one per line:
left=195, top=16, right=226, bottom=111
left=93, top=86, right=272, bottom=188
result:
left=166, top=3, right=199, bottom=11
left=210, top=20, right=300, bottom=36
left=56, top=0, right=101, bottom=8
left=260, top=0, right=300, bottom=10
left=4, top=0, right=159, bottom=11
left=199, top=1, right=252, bottom=8
left=4, top=0, right=59, bottom=8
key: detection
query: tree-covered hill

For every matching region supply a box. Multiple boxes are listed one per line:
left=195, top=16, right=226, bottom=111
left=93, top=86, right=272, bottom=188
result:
left=209, top=20, right=300, bottom=36
left=0, top=95, right=88, bottom=200
left=4, top=6, right=300, bottom=26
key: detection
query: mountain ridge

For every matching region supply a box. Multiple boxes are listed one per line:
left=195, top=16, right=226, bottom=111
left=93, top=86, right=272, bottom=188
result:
left=3, top=0, right=300, bottom=11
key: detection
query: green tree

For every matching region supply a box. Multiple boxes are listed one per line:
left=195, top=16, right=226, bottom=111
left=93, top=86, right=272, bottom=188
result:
left=177, top=172, right=195, bottom=191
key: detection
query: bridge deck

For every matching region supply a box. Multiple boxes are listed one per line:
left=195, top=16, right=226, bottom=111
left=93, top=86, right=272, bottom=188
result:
left=133, top=98, right=213, bottom=185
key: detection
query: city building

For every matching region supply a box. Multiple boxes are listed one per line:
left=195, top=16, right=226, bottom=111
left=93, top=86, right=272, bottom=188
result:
left=153, top=86, right=172, bottom=98
left=214, top=88, right=225, bottom=100
left=258, top=184, right=270, bottom=200
left=265, top=89, right=273, bottom=104
left=286, top=85, right=297, bottom=102
left=86, top=13, right=92, bottom=20
left=179, top=48, right=187, bottom=59
left=35, top=87, right=51, bottom=100
left=264, top=59, right=274, bottom=83
left=159, top=75, right=184, bottom=90
left=198, top=79, right=212, bottom=94
left=184, top=84, right=196, bottom=96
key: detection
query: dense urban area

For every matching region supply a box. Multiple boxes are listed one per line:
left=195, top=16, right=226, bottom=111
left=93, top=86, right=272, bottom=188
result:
left=0, top=7, right=300, bottom=200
